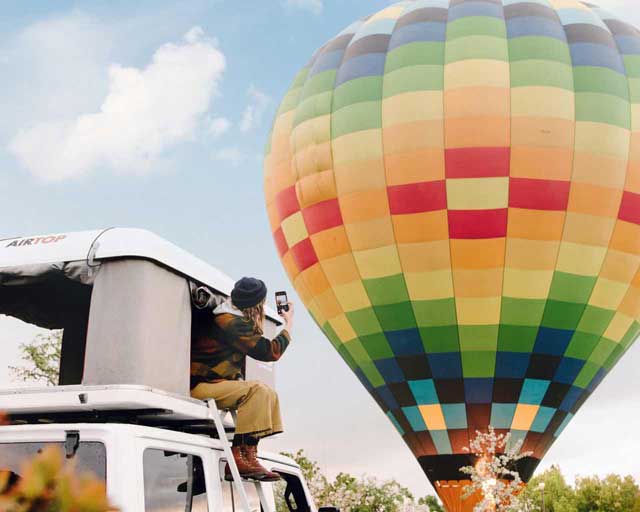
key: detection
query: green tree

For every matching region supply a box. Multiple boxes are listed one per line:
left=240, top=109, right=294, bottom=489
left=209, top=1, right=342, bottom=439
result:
left=9, top=331, right=61, bottom=386
left=520, top=467, right=640, bottom=512
left=574, top=474, right=640, bottom=512
left=522, top=466, right=576, bottom=512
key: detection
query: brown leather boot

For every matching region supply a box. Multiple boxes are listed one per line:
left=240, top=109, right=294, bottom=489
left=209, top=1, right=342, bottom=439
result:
left=224, top=445, right=266, bottom=481
left=242, top=445, right=281, bottom=482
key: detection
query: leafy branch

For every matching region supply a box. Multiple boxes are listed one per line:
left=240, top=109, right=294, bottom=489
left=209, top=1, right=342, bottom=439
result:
left=9, top=331, right=62, bottom=387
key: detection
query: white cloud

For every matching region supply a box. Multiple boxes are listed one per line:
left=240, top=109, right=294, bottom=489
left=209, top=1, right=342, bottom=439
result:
left=8, top=27, right=226, bottom=181
left=184, top=26, right=204, bottom=44
left=239, top=86, right=272, bottom=133
left=0, top=13, right=114, bottom=140
left=211, top=146, right=262, bottom=167
left=213, top=147, right=245, bottom=165
left=208, top=117, right=231, bottom=139
left=285, top=0, right=324, bottom=15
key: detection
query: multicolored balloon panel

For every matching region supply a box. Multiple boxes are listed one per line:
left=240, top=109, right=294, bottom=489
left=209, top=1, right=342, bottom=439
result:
left=264, top=0, right=640, bottom=491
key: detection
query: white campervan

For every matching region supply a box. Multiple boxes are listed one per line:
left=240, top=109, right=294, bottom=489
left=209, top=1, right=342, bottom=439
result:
left=0, top=228, right=333, bottom=512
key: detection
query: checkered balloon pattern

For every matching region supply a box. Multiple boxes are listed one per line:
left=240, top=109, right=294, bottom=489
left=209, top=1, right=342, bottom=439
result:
left=264, top=0, right=640, bottom=487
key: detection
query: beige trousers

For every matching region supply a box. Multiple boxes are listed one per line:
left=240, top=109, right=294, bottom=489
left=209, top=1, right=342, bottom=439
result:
left=191, top=380, right=283, bottom=439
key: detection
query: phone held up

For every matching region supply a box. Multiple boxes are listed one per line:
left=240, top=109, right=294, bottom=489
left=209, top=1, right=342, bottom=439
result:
left=276, top=291, right=289, bottom=315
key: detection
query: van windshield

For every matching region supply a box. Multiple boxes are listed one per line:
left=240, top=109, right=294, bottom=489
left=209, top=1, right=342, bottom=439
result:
left=0, top=442, right=106, bottom=487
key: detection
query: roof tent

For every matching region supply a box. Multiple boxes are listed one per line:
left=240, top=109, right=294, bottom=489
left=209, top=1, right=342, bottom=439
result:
left=0, top=229, right=280, bottom=395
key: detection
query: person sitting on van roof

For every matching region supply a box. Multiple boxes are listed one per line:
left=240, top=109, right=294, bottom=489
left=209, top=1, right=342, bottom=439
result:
left=190, top=277, right=293, bottom=482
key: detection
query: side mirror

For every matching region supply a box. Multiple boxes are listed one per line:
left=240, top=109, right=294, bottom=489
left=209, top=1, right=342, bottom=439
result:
left=319, top=508, right=340, bottom=512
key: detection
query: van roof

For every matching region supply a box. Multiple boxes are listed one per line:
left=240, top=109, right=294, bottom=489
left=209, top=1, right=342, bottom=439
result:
left=0, top=385, right=301, bottom=469
left=0, top=228, right=280, bottom=322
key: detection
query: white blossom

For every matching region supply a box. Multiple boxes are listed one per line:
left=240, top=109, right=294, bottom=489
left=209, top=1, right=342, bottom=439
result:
left=460, top=427, right=533, bottom=511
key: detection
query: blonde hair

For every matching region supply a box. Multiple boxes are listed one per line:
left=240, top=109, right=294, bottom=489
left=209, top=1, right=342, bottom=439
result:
left=241, top=299, right=266, bottom=334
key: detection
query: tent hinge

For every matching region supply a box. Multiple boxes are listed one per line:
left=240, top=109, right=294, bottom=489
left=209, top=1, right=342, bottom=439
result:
left=87, top=242, right=100, bottom=277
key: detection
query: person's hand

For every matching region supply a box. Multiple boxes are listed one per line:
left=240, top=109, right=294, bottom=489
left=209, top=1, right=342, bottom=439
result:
left=280, top=302, right=294, bottom=330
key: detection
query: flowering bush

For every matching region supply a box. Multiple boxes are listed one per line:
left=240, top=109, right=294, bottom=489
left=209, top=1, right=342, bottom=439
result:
left=320, top=472, right=414, bottom=511
left=0, top=445, right=114, bottom=512
left=460, top=427, right=532, bottom=511
left=275, top=450, right=443, bottom=512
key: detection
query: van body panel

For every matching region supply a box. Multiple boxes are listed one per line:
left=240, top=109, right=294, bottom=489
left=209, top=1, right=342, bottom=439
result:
left=0, top=423, right=315, bottom=512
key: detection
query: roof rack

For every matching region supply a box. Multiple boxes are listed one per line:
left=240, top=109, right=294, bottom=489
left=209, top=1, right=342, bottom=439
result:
left=0, top=385, right=233, bottom=433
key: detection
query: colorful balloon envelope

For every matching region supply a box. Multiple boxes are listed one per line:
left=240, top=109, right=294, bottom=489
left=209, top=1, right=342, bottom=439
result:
left=264, top=0, right=640, bottom=508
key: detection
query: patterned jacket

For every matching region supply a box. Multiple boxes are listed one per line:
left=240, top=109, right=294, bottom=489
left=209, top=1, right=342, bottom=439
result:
left=190, top=300, right=291, bottom=388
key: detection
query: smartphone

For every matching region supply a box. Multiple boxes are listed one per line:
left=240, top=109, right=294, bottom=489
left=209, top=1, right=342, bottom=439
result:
left=276, top=291, right=289, bottom=314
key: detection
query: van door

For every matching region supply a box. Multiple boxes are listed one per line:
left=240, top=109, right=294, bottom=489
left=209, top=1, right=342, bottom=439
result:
left=143, top=449, right=209, bottom=512
left=218, top=458, right=270, bottom=512
left=220, top=479, right=262, bottom=512
left=138, top=439, right=220, bottom=512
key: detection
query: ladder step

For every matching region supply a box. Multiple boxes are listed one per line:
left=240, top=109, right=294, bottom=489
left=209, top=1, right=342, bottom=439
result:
left=205, top=399, right=274, bottom=511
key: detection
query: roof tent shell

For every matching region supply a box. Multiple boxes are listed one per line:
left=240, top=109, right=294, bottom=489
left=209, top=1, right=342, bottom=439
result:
left=0, top=228, right=281, bottom=323
left=0, top=228, right=280, bottom=395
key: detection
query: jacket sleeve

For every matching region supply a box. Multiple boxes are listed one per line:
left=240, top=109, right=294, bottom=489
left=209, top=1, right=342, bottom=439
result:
left=219, top=315, right=291, bottom=362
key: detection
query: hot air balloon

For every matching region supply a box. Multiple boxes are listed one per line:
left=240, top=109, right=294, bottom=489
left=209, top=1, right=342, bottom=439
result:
left=264, top=0, right=640, bottom=509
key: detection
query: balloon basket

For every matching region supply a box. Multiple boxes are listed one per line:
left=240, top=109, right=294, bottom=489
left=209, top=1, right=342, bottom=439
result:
left=435, top=480, right=482, bottom=512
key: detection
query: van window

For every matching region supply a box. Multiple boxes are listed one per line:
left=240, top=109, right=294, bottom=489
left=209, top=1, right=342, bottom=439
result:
left=221, top=481, right=262, bottom=512
left=0, top=442, right=106, bottom=487
left=143, top=449, right=208, bottom=512
left=274, top=472, right=311, bottom=512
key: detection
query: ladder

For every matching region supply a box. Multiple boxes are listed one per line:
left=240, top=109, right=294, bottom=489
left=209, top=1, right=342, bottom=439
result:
left=207, top=400, right=275, bottom=512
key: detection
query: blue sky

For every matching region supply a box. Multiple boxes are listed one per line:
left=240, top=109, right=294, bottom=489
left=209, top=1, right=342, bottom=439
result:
left=0, top=0, right=639, bottom=499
